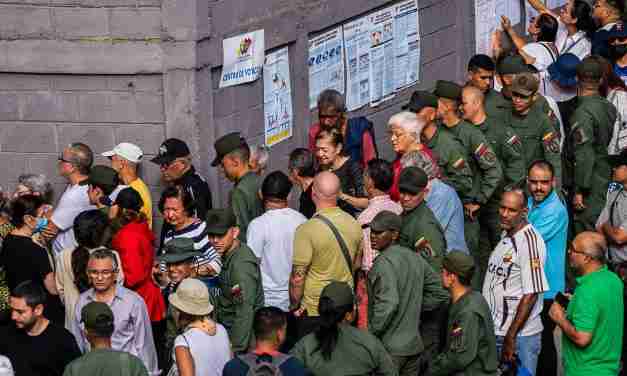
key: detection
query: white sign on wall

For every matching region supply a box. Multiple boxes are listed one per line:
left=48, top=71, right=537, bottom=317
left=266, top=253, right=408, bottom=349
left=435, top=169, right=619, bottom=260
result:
left=220, top=29, right=265, bottom=88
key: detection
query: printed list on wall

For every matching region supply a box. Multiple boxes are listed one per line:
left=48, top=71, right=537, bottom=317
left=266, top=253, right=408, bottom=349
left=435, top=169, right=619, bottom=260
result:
left=308, top=0, right=421, bottom=111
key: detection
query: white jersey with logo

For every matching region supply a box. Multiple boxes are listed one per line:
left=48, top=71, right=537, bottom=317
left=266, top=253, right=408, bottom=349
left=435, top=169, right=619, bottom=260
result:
left=482, top=224, right=549, bottom=337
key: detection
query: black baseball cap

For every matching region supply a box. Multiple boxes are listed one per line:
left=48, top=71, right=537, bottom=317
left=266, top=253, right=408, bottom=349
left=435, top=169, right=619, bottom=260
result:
left=150, top=138, right=190, bottom=165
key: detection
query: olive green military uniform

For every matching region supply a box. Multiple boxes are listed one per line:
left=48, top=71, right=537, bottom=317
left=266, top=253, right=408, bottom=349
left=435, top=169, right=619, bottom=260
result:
left=367, top=244, right=448, bottom=375
left=230, top=171, right=263, bottom=242
left=446, top=119, right=503, bottom=289
left=510, top=101, right=563, bottom=188
left=399, top=202, right=447, bottom=271
left=570, top=95, right=617, bottom=234
left=426, top=291, right=498, bottom=376
left=291, top=324, right=397, bottom=376
left=474, top=116, right=525, bottom=284
left=215, top=242, right=264, bottom=353
left=424, top=127, right=474, bottom=201
left=484, top=88, right=513, bottom=125
left=63, top=349, right=149, bottom=376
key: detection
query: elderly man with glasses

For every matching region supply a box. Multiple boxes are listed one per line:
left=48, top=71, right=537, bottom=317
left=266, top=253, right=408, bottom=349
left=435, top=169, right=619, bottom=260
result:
left=71, top=249, right=159, bottom=375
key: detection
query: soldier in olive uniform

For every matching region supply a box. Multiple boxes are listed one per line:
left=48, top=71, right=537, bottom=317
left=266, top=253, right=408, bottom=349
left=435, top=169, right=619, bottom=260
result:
left=466, top=54, right=506, bottom=123
left=461, top=85, right=525, bottom=283
left=157, top=238, right=201, bottom=371
left=291, top=282, right=397, bottom=376
left=397, top=167, right=447, bottom=270
left=570, top=57, right=618, bottom=234
left=425, top=251, right=498, bottom=376
left=212, top=132, right=263, bottom=242
left=509, top=73, right=563, bottom=190
left=413, top=91, right=474, bottom=199
left=207, top=209, right=264, bottom=354
left=368, top=210, right=448, bottom=376
left=434, top=80, right=503, bottom=287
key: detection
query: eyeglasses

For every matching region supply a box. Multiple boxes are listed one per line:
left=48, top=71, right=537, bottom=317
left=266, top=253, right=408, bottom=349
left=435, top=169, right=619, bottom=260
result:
left=568, top=246, right=588, bottom=256
left=159, top=159, right=182, bottom=170
left=87, top=269, right=117, bottom=278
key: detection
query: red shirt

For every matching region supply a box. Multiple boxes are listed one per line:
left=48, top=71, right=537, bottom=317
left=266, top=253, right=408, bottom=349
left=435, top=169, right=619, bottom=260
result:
left=389, top=147, right=439, bottom=202
left=112, top=221, right=165, bottom=322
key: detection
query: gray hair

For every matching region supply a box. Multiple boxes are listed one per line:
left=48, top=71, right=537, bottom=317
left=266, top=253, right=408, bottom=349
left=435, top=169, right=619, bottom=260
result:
left=317, top=89, right=346, bottom=112
left=67, top=143, right=94, bottom=175
left=18, top=174, right=53, bottom=202
left=400, top=150, right=438, bottom=180
left=88, top=248, right=119, bottom=271
left=388, top=112, right=425, bottom=141
left=249, top=145, right=270, bottom=168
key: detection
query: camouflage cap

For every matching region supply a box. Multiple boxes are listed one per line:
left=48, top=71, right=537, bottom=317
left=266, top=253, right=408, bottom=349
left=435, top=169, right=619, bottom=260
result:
left=369, top=210, right=403, bottom=233
left=433, top=80, right=462, bottom=100
left=511, top=73, right=539, bottom=96
left=442, top=250, right=475, bottom=280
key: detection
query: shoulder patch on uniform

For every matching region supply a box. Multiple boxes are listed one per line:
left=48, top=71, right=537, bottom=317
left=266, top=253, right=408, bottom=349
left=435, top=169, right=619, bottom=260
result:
left=452, top=158, right=466, bottom=169
left=506, top=134, right=521, bottom=146
left=474, top=142, right=488, bottom=158
left=475, top=142, right=497, bottom=164
left=572, top=126, right=589, bottom=146
left=450, top=321, right=465, bottom=351
left=415, top=237, right=434, bottom=257
left=231, top=284, right=243, bottom=304
left=542, top=131, right=560, bottom=153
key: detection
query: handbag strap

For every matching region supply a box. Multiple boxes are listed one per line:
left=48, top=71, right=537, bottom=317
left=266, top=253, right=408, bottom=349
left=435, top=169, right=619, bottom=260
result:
left=315, top=214, right=354, bottom=281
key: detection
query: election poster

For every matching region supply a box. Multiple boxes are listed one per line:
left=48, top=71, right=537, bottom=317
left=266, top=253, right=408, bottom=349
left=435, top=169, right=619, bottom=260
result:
left=219, top=29, right=265, bottom=88
left=475, top=0, right=496, bottom=55
left=368, top=5, right=396, bottom=105
left=263, top=47, right=293, bottom=147
left=393, top=0, right=420, bottom=90
left=308, top=27, right=345, bottom=109
left=344, top=17, right=372, bottom=111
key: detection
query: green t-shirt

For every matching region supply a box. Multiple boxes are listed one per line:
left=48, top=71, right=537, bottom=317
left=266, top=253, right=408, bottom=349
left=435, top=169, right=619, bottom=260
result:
left=563, top=266, right=624, bottom=376
left=63, top=348, right=148, bottom=376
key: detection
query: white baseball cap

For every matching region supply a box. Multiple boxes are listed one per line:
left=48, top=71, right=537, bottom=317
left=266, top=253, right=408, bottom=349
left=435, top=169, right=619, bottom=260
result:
left=102, top=143, right=143, bottom=163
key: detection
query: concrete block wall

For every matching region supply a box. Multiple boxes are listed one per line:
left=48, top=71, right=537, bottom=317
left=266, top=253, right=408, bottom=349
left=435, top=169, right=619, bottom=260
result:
left=0, top=0, right=485, bottom=229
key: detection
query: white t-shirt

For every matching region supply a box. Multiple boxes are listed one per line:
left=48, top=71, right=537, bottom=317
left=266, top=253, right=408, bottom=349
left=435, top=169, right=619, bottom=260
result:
left=51, top=184, right=95, bottom=255
left=173, top=326, right=231, bottom=376
left=482, top=224, right=549, bottom=337
left=246, top=208, right=307, bottom=311
left=555, top=22, right=591, bottom=60
left=522, top=42, right=558, bottom=97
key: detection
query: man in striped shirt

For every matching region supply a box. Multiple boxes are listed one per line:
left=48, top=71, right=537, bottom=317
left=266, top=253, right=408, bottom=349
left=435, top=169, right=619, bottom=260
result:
left=482, top=188, right=548, bottom=376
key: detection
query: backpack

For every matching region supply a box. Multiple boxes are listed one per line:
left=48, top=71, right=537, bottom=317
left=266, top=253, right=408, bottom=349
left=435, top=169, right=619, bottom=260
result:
left=237, top=353, right=292, bottom=376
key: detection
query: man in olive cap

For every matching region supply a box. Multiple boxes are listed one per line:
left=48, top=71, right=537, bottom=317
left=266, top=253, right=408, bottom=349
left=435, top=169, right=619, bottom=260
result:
left=509, top=72, right=563, bottom=191
left=397, top=167, right=447, bottom=271
left=206, top=208, right=264, bottom=354
left=85, top=165, right=121, bottom=214
left=64, top=302, right=149, bottom=376
left=405, top=90, right=474, bottom=198
left=434, top=80, right=503, bottom=278
left=425, top=251, right=498, bottom=376
left=597, top=149, right=627, bottom=266
left=570, top=56, right=618, bottom=234
left=212, top=132, right=263, bottom=242
left=367, top=211, right=448, bottom=376
left=157, top=238, right=202, bottom=371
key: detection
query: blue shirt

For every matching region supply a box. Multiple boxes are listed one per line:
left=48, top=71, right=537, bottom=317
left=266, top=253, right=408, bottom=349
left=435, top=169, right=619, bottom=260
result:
left=613, top=63, right=627, bottom=86
left=426, top=179, right=468, bottom=253
left=222, top=353, right=311, bottom=376
left=528, top=190, right=568, bottom=299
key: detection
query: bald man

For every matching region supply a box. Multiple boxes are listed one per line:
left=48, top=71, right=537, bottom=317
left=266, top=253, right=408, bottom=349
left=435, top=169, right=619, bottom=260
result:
left=550, top=231, right=624, bottom=376
left=288, top=171, right=363, bottom=346
left=462, top=85, right=525, bottom=285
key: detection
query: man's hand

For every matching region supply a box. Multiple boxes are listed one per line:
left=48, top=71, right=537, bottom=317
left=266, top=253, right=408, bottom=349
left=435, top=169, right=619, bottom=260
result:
left=501, top=15, right=513, bottom=32
left=464, top=203, right=481, bottom=221
left=549, top=301, right=567, bottom=324
left=573, top=193, right=586, bottom=211
left=501, top=334, right=516, bottom=363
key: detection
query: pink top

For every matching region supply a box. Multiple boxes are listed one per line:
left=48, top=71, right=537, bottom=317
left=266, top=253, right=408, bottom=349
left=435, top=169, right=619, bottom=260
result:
left=357, top=195, right=403, bottom=271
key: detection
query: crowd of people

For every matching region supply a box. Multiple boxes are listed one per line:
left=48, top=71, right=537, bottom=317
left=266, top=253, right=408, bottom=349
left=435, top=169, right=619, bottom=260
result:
left=0, top=0, right=626, bottom=375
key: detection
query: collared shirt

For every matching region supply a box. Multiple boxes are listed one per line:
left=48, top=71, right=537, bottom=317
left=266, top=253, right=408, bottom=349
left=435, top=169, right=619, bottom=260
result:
left=71, top=286, right=159, bottom=376
left=247, top=207, right=307, bottom=310
left=482, top=224, right=548, bottom=337
left=51, top=183, right=96, bottom=255
left=425, top=179, right=468, bottom=253
left=357, top=195, right=403, bottom=271
left=556, top=22, right=591, bottom=60
left=596, top=185, right=627, bottom=263
left=528, top=190, right=569, bottom=299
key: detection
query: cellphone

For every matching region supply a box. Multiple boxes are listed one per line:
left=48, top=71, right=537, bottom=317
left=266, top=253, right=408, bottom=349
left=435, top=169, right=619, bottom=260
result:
left=555, top=292, right=570, bottom=308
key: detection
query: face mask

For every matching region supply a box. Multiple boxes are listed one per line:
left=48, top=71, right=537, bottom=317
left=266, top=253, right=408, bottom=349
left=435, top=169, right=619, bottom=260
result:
left=610, top=44, right=627, bottom=60
left=33, top=217, right=48, bottom=234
